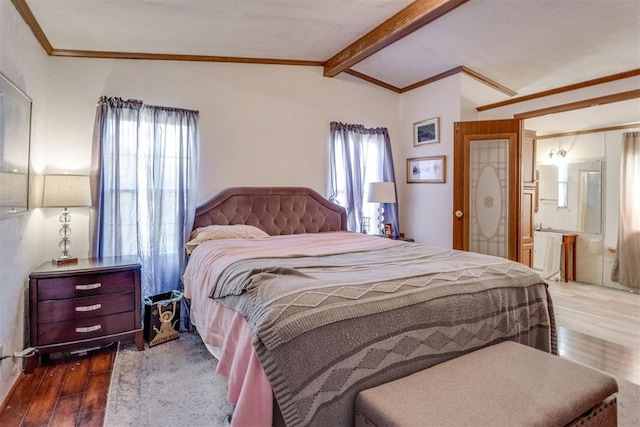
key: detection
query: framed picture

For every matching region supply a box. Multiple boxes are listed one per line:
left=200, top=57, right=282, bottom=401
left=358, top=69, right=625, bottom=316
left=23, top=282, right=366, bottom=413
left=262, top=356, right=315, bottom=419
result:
left=407, top=156, right=446, bottom=183
left=413, top=117, right=439, bottom=146
left=383, top=223, right=394, bottom=238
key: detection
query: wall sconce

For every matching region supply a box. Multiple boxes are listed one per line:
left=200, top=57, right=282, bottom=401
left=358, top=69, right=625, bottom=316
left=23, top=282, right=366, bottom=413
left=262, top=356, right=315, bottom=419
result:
left=548, top=148, right=567, bottom=159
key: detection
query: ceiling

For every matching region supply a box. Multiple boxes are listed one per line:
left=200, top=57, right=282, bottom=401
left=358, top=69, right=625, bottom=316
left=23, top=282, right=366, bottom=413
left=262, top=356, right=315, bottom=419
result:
left=16, top=0, right=640, bottom=130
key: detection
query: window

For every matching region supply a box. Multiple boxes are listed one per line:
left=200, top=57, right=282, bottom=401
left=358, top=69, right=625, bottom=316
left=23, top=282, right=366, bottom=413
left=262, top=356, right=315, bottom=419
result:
left=92, top=97, right=199, bottom=302
left=331, top=132, right=384, bottom=231
left=557, top=164, right=568, bottom=208
left=328, top=122, right=398, bottom=236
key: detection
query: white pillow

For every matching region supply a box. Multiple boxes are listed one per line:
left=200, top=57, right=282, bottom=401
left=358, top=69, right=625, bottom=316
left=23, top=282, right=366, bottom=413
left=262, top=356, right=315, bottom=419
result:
left=185, top=224, right=269, bottom=254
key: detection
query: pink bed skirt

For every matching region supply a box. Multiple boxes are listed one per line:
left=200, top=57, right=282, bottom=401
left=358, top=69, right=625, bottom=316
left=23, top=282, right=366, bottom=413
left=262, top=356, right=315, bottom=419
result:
left=192, top=299, right=273, bottom=427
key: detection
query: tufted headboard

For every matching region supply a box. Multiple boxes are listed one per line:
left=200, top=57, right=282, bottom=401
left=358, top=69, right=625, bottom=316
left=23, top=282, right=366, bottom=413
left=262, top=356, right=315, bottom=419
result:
left=192, top=187, right=347, bottom=236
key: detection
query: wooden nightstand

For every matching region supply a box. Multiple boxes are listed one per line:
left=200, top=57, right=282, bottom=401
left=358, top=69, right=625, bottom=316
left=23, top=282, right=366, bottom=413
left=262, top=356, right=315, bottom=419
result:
left=28, top=256, right=144, bottom=371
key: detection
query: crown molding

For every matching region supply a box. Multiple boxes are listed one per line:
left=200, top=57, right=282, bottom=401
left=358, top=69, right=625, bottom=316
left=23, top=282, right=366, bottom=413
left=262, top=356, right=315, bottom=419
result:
left=346, top=66, right=517, bottom=97
left=50, top=49, right=324, bottom=66
left=343, top=69, right=402, bottom=93
left=460, top=66, right=517, bottom=97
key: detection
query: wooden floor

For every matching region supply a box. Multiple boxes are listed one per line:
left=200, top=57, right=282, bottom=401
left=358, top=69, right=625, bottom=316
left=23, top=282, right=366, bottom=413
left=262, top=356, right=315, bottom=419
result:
left=548, top=280, right=640, bottom=385
left=1, top=281, right=638, bottom=426
left=0, top=344, right=116, bottom=427
left=548, top=280, right=640, bottom=350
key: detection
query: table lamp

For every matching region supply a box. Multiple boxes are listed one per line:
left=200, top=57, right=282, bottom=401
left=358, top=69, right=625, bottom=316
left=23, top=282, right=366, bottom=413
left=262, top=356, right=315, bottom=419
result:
left=367, top=182, right=396, bottom=235
left=41, top=174, right=92, bottom=265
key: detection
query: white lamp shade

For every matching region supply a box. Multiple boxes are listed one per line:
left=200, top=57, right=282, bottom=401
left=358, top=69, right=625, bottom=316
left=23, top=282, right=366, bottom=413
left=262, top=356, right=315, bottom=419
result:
left=367, top=182, right=396, bottom=203
left=42, top=174, right=92, bottom=208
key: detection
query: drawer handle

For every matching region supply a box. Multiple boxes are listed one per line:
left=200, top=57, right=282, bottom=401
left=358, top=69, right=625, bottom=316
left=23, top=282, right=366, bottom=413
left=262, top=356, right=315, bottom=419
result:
left=75, top=283, right=101, bottom=290
left=75, top=325, right=102, bottom=333
left=75, top=304, right=102, bottom=312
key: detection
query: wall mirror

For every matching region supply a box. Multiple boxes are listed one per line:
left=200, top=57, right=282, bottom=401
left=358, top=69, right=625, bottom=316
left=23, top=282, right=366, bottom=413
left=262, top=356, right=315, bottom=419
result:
left=0, top=71, right=31, bottom=217
left=536, top=160, right=603, bottom=234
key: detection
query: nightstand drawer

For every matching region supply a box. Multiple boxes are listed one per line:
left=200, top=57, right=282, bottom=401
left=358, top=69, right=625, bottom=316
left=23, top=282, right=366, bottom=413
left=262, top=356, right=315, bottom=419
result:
left=37, top=291, right=135, bottom=323
left=37, top=270, right=136, bottom=300
left=37, top=311, right=135, bottom=345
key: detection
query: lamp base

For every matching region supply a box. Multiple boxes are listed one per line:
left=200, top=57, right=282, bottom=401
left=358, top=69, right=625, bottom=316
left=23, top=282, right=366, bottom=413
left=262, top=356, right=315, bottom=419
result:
left=52, top=257, right=78, bottom=266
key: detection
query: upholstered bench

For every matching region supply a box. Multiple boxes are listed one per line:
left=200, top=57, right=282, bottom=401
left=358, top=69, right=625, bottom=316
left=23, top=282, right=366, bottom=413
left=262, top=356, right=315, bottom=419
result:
left=355, top=341, right=618, bottom=427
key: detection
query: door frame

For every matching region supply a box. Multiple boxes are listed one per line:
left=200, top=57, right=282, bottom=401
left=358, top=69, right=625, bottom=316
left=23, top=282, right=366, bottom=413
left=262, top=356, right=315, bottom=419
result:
left=453, top=119, right=523, bottom=261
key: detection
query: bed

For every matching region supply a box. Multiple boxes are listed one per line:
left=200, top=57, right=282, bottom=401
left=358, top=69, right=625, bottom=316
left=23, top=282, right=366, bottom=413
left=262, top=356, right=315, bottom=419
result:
left=183, top=186, right=557, bottom=427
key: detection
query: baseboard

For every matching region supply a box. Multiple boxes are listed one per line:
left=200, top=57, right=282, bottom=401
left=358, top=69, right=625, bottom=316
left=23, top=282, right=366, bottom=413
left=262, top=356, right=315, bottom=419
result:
left=0, top=371, right=23, bottom=415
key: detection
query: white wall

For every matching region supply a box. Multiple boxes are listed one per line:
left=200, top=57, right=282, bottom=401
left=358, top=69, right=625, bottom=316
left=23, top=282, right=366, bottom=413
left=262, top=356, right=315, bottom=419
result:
left=0, top=2, right=50, bottom=405
left=36, top=58, right=401, bottom=261
left=399, top=75, right=462, bottom=247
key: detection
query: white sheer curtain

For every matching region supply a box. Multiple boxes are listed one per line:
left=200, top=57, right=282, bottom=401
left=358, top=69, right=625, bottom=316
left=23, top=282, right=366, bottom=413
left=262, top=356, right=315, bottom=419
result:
left=90, top=97, right=199, bottom=324
left=611, top=131, right=640, bottom=290
left=328, top=122, right=399, bottom=236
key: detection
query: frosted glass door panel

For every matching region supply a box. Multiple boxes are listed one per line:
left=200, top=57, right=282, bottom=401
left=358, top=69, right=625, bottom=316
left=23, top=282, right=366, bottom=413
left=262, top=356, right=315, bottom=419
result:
left=469, top=139, right=509, bottom=258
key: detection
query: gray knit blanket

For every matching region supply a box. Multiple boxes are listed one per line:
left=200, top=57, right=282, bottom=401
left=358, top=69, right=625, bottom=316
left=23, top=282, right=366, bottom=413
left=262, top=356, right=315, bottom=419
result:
left=213, top=243, right=556, bottom=426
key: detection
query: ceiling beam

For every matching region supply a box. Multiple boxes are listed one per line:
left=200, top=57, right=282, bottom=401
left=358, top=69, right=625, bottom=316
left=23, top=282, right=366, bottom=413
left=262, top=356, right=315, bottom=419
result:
left=11, top=0, right=53, bottom=55
left=514, top=89, right=640, bottom=120
left=478, top=68, right=640, bottom=112
left=537, top=122, right=640, bottom=140
left=323, top=0, right=470, bottom=77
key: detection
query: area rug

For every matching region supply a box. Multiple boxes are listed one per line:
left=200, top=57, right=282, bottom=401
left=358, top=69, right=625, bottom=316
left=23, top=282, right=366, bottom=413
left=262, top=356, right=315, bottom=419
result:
left=105, top=332, right=640, bottom=426
left=104, top=332, right=232, bottom=427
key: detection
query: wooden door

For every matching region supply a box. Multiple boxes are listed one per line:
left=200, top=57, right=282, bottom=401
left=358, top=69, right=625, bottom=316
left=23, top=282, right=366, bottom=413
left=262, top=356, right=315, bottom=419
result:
left=453, top=119, right=521, bottom=261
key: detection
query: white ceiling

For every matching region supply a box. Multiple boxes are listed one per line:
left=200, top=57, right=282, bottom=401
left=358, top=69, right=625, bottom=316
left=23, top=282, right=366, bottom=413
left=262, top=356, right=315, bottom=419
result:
left=355, top=0, right=640, bottom=94
left=27, top=0, right=415, bottom=60
left=22, top=0, right=640, bottom=130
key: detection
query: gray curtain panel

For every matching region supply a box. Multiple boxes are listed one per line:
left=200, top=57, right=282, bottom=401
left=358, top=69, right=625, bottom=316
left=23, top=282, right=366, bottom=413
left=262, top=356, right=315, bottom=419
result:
left=90, top=96, right=199, bottom=329
left=611, top=131, right=640, bottom=289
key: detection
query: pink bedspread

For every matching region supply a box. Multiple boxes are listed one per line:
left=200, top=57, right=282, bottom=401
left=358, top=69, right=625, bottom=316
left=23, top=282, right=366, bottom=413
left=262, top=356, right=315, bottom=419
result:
left=183, top=232, right=401, bottom=426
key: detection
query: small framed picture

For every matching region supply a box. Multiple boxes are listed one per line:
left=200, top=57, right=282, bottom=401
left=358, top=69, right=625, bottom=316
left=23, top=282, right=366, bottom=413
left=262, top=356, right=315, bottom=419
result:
left=413, top=117, right=439, bottom=146
left=384, top=223, right=394, bottom=238
left=407, top=155, right=446, bottom=183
